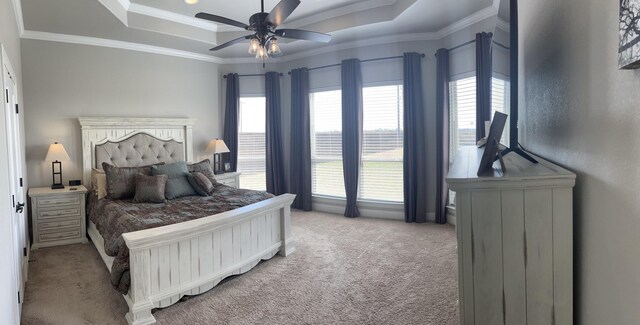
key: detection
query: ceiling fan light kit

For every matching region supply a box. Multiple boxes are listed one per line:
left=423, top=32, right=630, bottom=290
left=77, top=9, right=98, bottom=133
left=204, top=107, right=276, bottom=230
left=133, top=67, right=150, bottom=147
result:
left=195, top=0, right=331, bottom=60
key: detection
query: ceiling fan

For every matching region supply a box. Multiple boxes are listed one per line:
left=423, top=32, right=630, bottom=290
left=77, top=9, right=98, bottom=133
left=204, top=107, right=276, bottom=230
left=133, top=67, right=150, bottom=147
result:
left=195, top=0, right=332, bottom=59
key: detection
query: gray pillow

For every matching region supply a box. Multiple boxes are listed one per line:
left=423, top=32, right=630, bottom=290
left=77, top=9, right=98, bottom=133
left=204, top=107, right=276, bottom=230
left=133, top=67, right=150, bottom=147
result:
left=187, top=159, right=218, bottom=186
left=151, top=162, right=197, bottom=199
left=102, top=162, right=163, bottom=199
left=133, top=174, right=167, bottom=203
left=187, top=172, right=215, bottom=196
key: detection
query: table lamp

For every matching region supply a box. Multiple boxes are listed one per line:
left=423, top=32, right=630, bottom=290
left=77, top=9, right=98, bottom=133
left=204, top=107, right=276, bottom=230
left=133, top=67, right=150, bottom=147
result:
left=206, top=139, right=230, bottom=174
left=45, top=142, right=71, bottom=189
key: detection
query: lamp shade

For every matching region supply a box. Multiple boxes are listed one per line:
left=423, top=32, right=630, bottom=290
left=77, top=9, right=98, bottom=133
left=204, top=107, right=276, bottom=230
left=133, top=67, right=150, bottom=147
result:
left=206, top=139, right=230, bottom=154
left=45, top=142, right=71, bottom=162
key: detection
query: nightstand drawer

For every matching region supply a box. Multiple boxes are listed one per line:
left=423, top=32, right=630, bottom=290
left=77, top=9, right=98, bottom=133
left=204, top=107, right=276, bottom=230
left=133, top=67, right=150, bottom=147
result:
left=37, top=195, right=80, bottom=207
left=39, top=218, right=81, bottom=230
left=38, top=207, right=81, bottom=220
left=39, top=229, right=81, bottom=242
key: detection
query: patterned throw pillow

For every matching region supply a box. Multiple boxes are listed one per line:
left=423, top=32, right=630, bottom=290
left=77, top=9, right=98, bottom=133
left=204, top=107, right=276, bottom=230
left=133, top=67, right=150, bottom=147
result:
left=187, top=159, right=218, bottom=186
left=102, top=162, right=161, bottom=199
left=187, top=171, right=215, bottom=196
left=133, top=174, right=168, bottom=203
left=151, top=161, right=198, bottom=200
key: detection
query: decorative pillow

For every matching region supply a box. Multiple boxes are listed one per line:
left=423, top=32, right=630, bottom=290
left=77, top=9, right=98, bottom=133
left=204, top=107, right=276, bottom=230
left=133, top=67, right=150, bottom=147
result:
left=133, top=174, right=167, bottom=203
left=91, top=168, right=107, bottom=200
left=102, top=162, right=164, bottom=199
left=187, top=172, right=215, bottom=196
left=187, top=159, right=218, bottom=186
left=151, top=161, right=197, bottom=200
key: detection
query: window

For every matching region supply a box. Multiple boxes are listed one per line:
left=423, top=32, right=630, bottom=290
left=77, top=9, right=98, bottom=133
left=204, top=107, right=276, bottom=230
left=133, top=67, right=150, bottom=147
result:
left=491, top=77, right=510, bottom=146
left=449, top=76, right=477, bottom=164
left=360, top=85, right=403, bottom=202
left=449, top=76, right=511, bottom=205
left=449, top=76, right=511, bottom=163
left=310, top=90, right=345, bottom=197
left=237, top=97, right=266, bottom=191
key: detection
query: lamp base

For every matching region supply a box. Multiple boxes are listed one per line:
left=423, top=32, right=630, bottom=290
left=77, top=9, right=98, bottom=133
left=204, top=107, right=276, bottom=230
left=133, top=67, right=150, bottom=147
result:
left=51, top=183, right=64, bottom=190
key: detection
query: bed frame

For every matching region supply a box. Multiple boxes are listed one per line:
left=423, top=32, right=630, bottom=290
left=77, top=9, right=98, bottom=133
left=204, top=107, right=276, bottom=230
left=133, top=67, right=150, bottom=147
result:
left=78, top=118, right=295, bottom=325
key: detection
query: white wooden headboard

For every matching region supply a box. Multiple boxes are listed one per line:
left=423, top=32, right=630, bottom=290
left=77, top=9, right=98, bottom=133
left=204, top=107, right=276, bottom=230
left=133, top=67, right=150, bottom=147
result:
left=78, top=117, right=196, bottom=187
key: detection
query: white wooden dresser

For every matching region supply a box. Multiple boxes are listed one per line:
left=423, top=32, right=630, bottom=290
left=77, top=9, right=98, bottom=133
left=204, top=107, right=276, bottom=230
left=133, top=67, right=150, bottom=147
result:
left=447, top=146, right=576, bottom=325
left=29, top=186, right=89, bottom=249
left=214, top=171, right=240, bottom=188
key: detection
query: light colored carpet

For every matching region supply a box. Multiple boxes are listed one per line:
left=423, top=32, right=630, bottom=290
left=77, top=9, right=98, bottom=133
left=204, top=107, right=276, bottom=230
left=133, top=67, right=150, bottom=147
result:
left=21, top=211, right=459, bottom=325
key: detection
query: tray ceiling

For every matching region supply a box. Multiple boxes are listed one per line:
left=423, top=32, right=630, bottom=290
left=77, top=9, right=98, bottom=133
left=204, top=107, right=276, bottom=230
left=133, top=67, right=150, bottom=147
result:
left=18, top=0, right=498, bottom=62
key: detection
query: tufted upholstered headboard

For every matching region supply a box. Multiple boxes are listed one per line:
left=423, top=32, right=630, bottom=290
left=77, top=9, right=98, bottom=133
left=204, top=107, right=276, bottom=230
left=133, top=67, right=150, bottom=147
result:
left=79, top=117, right=196, bottom=188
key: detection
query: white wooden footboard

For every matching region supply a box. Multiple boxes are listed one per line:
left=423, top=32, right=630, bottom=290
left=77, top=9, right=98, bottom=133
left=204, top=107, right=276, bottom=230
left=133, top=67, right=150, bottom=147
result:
left=121, top=194, right=296, bottom=325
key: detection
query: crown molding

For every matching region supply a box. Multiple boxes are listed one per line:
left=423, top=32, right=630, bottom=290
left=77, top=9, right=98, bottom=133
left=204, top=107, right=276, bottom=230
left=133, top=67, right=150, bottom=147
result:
left=217, top=0, right=399, bottom=32
left=434, top=4, right=498, bottom=39
left=284, top=0, right=398, bottom=29
left=270, top=32, right=437, bottom=64
left=11, top=0, right=25, bottom=35
left=127, top=2, right=218, bottom=31
left=98, top=0, right=218, bottom=32
left=496, top=18, right=509, bottom=32
left=21, top=30, right=225, bottom=64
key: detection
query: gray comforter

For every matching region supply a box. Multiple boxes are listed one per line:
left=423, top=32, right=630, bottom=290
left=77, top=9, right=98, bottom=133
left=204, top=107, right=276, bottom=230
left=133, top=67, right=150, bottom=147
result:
left=88, top=185, right=274, bottom=294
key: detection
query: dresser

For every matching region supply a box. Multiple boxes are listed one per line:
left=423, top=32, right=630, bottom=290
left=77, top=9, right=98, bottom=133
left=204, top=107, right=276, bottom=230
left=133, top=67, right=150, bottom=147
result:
left=29, top=186, right=89, bottom=249
left=214, top=172, right=241, bottom=188
left=447, top=147, right=576, bottom=325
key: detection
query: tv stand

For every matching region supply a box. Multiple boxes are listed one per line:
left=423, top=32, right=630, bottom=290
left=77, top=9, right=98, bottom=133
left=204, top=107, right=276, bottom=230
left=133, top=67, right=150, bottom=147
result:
left=498, top=147, right=538, bottom=164
left=447, top=146, right=575, bottom=325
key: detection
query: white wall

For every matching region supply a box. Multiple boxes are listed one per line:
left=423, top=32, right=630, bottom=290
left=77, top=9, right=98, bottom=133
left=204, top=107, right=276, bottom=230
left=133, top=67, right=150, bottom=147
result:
left=0, top=0, right=25, bottom=323
left=21, top=40, right=221, bottom=187
left=519, top=0, right=640, bottom=323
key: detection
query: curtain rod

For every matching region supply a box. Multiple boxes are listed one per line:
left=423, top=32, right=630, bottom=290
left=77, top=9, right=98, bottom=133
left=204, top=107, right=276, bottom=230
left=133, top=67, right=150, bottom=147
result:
left=286, top=53, right=426, bottom=75
left=223, top=73, right=283, bottom=79
left=437, top=38, right=510, bottom=56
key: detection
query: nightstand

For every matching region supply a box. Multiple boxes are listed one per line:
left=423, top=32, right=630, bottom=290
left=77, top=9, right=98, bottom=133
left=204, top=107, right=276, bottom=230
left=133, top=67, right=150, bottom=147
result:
left=214, top=172, right=241, bottom=188
left=29, top=185, right=89, bottom=249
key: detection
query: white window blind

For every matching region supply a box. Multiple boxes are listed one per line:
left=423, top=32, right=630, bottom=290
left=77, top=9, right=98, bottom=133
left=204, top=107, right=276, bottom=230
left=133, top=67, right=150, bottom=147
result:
left=237, top=97, right=266, bottom=191
left=360, top=85, right=403, bottom=202
left=310, top=90, right=345, bottom=198
left=449, top=76, right=477, bottom=164
left=491, top=77, right=510, bottom=146
left=448, top=76, right=511, bottom=205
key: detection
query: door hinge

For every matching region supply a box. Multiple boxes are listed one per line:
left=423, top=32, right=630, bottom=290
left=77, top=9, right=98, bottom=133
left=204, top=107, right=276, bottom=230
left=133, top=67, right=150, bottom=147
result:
left=23, top=247, right=27, bottom=257
left=11, top=195, right=15, bottom=208
left=4, top=89, right=7, bottom=103
left=15, top=103, right=19, bottom=114
left=19, top=178, right=23, bottom=187
left=17, top=291, right=20, bottom=304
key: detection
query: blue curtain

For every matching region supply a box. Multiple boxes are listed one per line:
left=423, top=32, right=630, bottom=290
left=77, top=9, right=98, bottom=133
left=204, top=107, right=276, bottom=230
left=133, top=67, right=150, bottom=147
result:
left=476, top=32, right=493, bottom=141
left=265, top=72, right=286, bottom=195
left=341, top=59, right=362, bottom=218
left=402, top=52, right=427, bottom=223
left=435, top=49, right=450, bottom=224
left=223, top=73, right=239, bottom=171
left=289, top=68, right=312, bottom=210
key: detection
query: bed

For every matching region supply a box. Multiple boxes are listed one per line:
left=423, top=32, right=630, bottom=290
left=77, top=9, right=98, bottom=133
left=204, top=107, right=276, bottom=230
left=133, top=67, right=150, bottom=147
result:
left=79, top=118, right=295, bottom=325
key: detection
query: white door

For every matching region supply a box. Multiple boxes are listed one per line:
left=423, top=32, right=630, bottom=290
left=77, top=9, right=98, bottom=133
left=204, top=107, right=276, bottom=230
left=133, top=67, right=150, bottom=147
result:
left=3, top=52, right=26, bottom=318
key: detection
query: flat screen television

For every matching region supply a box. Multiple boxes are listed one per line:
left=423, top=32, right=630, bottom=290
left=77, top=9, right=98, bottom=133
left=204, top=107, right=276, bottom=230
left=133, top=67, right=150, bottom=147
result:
left=493, top=0, right=537, bottom=163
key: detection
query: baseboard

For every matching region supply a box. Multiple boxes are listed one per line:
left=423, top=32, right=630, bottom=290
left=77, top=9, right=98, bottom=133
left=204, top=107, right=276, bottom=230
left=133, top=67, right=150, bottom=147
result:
left=312, top=196, right=438, bottom=222
left=312, top=196, right=404, bottom=220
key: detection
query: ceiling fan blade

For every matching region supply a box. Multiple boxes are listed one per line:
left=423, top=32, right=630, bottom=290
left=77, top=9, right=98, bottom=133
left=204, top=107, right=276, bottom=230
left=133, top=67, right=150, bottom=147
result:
left=265, top=0, right=301, bottom=27
left=195, top=12, right=249, bottom=30
left=210, top=35, right=253, bottom=51
left=274, top=29, right=331, bottom=43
